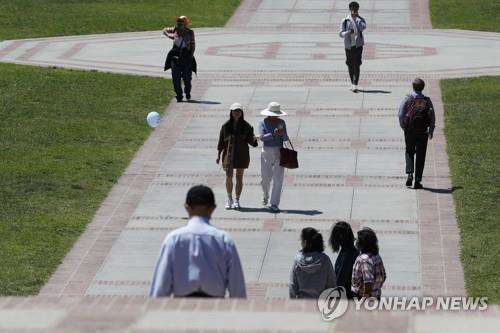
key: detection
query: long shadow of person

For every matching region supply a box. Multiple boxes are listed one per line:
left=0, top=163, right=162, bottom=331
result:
left=422, top=186, right=463, bottom=194
left=357, top=90, right=391, bottom=94
left=186, top=99, right=221, bottom=105
left=279, top=209, right=323, bottom=216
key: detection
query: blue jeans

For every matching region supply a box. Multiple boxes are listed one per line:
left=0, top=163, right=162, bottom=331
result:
left=171, top=56, right=193, bottom=99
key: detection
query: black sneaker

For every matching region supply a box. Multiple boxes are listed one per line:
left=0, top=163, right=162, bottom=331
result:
left=186, top=93, right=191, bottom=100
left=176, top=96, right=183, bottom=102
left=405, top=174, right=413, bottom=187
left=414, top=182, right=423, bottom=190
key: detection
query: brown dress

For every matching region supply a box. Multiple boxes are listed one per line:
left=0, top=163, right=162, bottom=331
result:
left=217, top=120, right=258, bottom=169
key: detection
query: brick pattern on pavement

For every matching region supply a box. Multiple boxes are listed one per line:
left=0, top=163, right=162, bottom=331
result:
left=0, top=0, right=496, bottom=330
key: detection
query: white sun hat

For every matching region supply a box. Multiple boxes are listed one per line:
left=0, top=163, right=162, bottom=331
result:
left=260, top=101, right=287, bottom=116
left=230, top=102, right=244, bottom=111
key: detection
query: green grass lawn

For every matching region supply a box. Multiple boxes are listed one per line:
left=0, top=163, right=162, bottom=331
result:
left=0, top=63, right=172, bottom=295
left=0, top=0, right=241, bottom=40
left=431, top=0, right=500, bottom=303
left=430, top=0, right=500, bottom=32
left=441, top=76, right=500, bottom=302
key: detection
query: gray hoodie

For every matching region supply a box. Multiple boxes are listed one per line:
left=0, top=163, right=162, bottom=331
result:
left=289, top=252, right=336, bottom=299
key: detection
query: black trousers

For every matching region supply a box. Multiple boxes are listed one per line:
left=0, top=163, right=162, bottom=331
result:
left=171, top=56, right=193, bottom=99
left=345, top=46, right=363, bottom=85
left=405, top=132, right=429, bottom=182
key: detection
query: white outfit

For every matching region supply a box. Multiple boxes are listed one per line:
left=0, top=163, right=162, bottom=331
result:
left=261, top=146, right=284, bottom=207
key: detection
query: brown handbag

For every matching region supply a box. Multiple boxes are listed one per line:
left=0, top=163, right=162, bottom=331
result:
left=280, top=140, right=298, bottom=169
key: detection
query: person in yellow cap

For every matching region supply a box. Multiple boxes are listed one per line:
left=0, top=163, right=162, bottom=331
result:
left=163, top=16, right=196, bottom=102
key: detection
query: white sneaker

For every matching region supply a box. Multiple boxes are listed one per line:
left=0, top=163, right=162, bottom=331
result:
left=349, top=84, right=355, bottom=91
left=353, top=85, right=359, bottom=92
left=225, top=199, right=233, bottom=209
left=233, top=200, right=240, bottom=210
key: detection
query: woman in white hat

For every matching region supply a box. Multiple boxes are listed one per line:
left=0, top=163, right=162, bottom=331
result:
left=258, top=101, right=289, bottom=213
left=217, top=103, right=258, bottom=209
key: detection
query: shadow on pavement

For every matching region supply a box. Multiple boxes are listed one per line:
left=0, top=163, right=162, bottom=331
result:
left=280, top=209, right=323, bottom=216
left=358, top=90, right=392, bottom=94
left=186, top=99, right=221, bottom=105
left=238, top=207, right=271, bottom=213
left=422, top=186, right=463, bottom=194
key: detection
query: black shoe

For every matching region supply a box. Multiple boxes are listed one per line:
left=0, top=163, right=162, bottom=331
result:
left=176, top=96, right=183, bottom=102
left=406, top=174, right=413, bottom=187
left=414, top=182, right=423, bottom=190
left=186, top=93, right=191, bottom=100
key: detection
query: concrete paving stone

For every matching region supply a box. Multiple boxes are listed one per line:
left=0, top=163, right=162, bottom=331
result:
left=248, top=86, right=310, bottom=109
left=356, top=150, right=406, bottom=176
left=359, top=117, right=404, bottom=139
left=265, top=287, right=290, bottom=299
left=280, top=186, right=354, bottom=218
left=413, top=314, right=499, bottom=333
left=249, top=13, right=290, bottom=25
left=259, top=0, right=297, bottom=10
left=86, top=283, right=150, bottom=296
left=0, top=309, right=67, bottom=329
left=351, top=187, right=417, bottom=220
left=374, top=1, right=410, bottom=10
left=295, top=0, right=335, bottom=10
left=295, top=148, right=357, bottom=173
left=289, top=13, right=331, bottom=24
left=298, top=116, right=361, bottom=137
left=200, top=86, right=255, bottom=108
left=306, top=87, right=364, bottom=109
left=132, top=310, right=331, bottom=331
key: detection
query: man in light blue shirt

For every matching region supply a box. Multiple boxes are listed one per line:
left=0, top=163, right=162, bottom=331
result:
left=149, top=185, right=246, bottom=298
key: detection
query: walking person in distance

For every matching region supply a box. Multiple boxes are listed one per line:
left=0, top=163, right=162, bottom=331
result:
left=258, top=102, right=289, bottom=213
left=339, top=2, right=367, bottom=92
left=398, top=78, right=436, bottom=189
left=217, top=103, right=258, bottom=210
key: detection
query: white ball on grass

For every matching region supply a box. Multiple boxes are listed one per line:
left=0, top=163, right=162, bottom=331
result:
left=146, top=111, right=160, bottom=128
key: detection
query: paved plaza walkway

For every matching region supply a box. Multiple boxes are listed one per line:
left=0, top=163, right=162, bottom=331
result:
left=1, top=0, right=500, bottom=331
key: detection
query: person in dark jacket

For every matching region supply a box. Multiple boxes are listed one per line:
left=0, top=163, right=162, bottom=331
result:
left=289, top=228, right=336, bottom=299
left=398, top=78, right=436, bottom=189
left=163, top=15, right=196, bottom=102
left=217, top=103, right=258, bottom=210
left=329, top=221, right=359, bottom=299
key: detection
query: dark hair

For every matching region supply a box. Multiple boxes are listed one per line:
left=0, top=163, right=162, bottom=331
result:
left=412, top=78, right=425, bottom=92
left=356, top=227, right=379, bottom=255
left=223, top=109, right=246, bottom=134
left=185, top=185, right=215, bottom=208
left=349, top=1, right=360, bottom=10
left=301, top=227, right=325, bottom=253
left=329, top=221, right=355, bottom=253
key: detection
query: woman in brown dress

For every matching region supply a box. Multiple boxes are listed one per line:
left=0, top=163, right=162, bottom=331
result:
left=217, top=103, right=258, bottom=209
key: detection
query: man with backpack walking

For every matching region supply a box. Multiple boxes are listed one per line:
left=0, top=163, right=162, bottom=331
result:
left=399, top=78, right=436, bottom=189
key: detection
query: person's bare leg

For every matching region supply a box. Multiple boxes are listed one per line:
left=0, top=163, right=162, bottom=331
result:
left=225, top=170, right=234, bottom=208
left=235, top=169, right=244, bottom=200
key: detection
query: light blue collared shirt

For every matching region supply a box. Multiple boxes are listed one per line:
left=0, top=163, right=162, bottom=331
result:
left=259, top=118, right=289, bottom=147
left=149, top=216, right=246, bottom=298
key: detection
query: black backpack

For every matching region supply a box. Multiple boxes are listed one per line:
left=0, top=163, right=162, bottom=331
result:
left=405, top=95, right=431, bottom=133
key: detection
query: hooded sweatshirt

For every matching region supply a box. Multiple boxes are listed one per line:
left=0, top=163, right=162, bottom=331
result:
left=289, top=251, right=336, bottom=299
